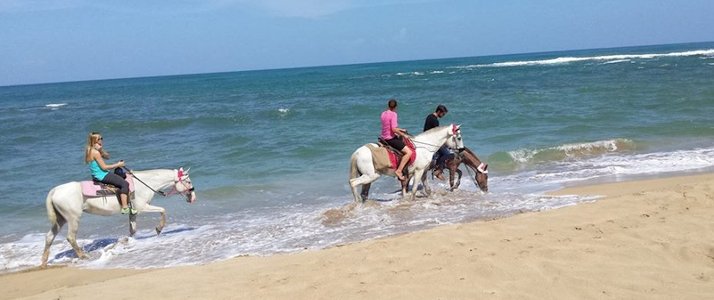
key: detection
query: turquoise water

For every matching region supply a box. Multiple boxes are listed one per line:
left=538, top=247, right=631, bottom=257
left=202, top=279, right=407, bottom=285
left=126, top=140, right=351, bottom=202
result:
left=1, top=42, right=713, bottom=272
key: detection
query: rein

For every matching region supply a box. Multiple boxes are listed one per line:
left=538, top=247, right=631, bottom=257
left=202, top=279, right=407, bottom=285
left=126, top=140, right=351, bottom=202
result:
left=411, top=135, right=460, bottom=152
left=411, top=139, right=442, bottom=151
left=124, top=168, right=166, bottom=196
left=462, top=160, right=481, bottom=188
left=124, top=167, right=194, bottom=200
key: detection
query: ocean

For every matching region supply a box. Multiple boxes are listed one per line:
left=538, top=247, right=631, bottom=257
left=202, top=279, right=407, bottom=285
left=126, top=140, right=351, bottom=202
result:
left=1, top=42, right=713, bottom=273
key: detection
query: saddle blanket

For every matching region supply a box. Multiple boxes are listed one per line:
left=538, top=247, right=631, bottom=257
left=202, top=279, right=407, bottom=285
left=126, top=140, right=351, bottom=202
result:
left=80, top=174, right=135, bottom=197
left=367, top=138, right=416, bottom=172
left=386, top=138, right=416, bottom=169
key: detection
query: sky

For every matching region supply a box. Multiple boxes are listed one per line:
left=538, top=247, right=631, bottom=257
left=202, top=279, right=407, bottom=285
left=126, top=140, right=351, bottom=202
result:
left=1, top=0, right=713, bottom=86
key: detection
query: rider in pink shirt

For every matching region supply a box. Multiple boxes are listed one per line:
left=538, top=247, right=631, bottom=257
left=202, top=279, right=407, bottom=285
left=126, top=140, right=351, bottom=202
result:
left=380, top=99, right=412, bottom=181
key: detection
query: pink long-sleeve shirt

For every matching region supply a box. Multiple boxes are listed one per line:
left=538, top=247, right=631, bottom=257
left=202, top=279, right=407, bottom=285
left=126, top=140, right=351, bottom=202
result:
left=380, top=110, right=398, bottom=140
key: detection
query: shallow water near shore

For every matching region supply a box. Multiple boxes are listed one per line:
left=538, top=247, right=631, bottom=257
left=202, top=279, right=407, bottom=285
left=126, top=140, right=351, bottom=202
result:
left=1, top=42, right=713, bottom=272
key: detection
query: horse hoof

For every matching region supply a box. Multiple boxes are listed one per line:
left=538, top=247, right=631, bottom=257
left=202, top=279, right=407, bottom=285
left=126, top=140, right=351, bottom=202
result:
left=155, top=227, right=162, bottom=235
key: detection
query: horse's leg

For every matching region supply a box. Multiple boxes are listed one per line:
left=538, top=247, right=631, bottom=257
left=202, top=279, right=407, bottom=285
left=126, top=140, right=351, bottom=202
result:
left=66, top=216, right=88, bottom=260
left=41, top=217, right=65, bottom=267
left=350, top=173, right=380, bottom=203
left=401, top=177, right=408, bottom=196
left=349, top=176, right=365, bottom=203
left=454, top=169, right=462, bottom=190
left=141, top=204, right=167, bottom=235
left=360, top=183, right=371, bottom=201
left=408, top=169, right=426, bottom=201
left=448, top=162, right=456, bottom=190
left=129, top=213, right=137, bottom=236
left=421, top=170, right=431, bottom=197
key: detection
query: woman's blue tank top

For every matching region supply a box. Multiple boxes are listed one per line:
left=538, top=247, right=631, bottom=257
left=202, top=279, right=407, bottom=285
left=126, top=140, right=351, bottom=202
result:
left=89, top=160, right=109, bottom=181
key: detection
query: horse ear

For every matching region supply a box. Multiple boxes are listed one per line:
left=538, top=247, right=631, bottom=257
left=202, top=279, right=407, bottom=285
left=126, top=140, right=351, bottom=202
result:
left=450, top=124, right=460, bottom=135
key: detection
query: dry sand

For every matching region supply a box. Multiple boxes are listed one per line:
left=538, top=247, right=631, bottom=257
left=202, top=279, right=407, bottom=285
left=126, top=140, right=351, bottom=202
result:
left=2, top=173, right=713, bottom=299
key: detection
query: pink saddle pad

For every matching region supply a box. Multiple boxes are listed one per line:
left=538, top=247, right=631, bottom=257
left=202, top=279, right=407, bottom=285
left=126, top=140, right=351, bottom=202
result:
left=80, top=174, right=135, bottom=197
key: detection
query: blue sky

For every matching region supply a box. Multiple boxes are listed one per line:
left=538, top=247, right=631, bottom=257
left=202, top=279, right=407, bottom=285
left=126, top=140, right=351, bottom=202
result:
left=1, top=0, right=712, bottom=86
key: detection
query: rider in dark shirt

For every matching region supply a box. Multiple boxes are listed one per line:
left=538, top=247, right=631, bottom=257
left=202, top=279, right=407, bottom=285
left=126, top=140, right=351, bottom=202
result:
left=424, top=112, right=441, bottom=132
left=423, top=105, right=450, bottom=180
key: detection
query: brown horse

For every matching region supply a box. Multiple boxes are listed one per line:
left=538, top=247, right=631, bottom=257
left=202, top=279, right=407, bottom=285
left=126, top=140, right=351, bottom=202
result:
left=432, top=147, right=489, bottom=192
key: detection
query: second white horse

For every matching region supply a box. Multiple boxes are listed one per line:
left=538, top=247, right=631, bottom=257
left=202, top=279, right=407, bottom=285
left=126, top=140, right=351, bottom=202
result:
left=349, top=124, right=464, bottom=203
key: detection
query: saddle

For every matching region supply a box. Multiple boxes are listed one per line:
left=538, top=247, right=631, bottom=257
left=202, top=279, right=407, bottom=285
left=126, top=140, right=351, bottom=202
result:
left=375, top=137, right=416, bottom=170
left=80, top=174, right=136, bottom=197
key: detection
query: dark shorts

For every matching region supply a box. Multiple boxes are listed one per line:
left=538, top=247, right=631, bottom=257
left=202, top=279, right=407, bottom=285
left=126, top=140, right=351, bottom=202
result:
left=385, top=137, right=406, bottom=150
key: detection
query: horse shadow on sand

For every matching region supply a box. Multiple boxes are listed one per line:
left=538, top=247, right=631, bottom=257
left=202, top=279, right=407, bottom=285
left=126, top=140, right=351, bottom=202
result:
left=53, top=226, right=197, bottom=260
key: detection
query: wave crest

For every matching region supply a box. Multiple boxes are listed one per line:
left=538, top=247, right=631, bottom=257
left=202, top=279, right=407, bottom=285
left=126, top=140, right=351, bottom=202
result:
left=506, top=139, right=636, bottom=164
left=460, top=49, right=714, bottom=68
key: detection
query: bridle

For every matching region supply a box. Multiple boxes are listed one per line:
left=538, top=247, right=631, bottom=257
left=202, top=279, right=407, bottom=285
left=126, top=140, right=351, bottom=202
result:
left=165, top=168, right=195, bottom=202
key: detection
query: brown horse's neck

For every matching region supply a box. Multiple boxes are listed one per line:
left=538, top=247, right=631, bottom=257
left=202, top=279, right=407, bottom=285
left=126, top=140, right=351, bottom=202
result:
left=459, top=147, right=482, bottom=170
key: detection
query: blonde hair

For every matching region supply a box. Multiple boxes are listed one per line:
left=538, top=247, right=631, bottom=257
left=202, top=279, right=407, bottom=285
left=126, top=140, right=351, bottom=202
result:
left=85, top=132, right=110, bottom=163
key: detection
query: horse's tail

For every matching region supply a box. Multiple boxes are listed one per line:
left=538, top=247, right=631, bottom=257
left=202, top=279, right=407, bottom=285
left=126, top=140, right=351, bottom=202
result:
left=349, top=151, right=361, bottom=179
left=45, top=188, right=59, bottom=227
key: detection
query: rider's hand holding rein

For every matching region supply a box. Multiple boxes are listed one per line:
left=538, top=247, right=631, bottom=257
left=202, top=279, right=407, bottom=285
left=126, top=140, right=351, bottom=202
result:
left=394, top=127, right=409, bottom=138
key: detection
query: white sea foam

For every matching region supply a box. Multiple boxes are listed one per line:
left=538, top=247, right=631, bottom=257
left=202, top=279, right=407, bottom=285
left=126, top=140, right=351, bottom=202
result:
left=3, top=146, right=713, bottom=273
left=458, top=49, right=714, bottom=68
left=602, top=59, right=631, bottom=64
left=499, top=146, right=714, bottom=194
left=45, top=103, right=67, bottom=110
left=396, top=72, right=425, bottom=76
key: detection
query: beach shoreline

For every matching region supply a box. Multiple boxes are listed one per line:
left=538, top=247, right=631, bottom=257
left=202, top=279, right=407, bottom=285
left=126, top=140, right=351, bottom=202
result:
left=2, top=172, right=713, bottom=299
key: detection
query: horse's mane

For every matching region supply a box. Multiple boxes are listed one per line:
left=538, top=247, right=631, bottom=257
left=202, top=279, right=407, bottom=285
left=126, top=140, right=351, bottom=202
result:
left=413, top=125, right=451, bottom=141
left=459, top=147, right=483, bottom=170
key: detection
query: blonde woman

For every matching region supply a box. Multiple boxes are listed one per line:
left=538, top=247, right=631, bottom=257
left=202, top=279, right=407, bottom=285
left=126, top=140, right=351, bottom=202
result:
left=85, top=132, right=134, bottom=214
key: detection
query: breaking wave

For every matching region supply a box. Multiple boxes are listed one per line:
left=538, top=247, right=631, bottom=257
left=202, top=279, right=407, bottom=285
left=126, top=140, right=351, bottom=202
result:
left=491, top=139, right=636, bottom=167
left=459, top=49, right=714, bottom=68
left=45, top=103, right=67, bottom=110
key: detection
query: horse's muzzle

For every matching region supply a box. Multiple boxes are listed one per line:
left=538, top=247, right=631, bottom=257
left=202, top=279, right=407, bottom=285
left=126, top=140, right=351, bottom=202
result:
left=187, top=189, right=197, bottom=203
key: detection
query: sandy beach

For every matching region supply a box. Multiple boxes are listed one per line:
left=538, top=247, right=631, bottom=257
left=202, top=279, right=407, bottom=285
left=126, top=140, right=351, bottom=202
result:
left=2, top=173, right=713, bottom=300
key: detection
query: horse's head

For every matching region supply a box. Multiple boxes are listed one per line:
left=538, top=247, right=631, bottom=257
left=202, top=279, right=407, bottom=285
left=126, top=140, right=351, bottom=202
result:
left=445, top=124, right=465, bottom=150
left=475, top=162, right=489, bottom=192
left=175, top=167, right=196, bottom=203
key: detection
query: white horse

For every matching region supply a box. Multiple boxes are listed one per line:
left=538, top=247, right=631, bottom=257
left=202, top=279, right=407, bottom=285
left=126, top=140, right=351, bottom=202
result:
left=349, top=124, right=464, bottom=203
left=41, top=167, right=196, bottom=267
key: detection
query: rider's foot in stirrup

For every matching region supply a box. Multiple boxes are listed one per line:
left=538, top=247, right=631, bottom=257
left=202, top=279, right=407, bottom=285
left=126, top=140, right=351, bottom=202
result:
left=121, top=207, right=130, bottom=214
left=130, top=208, right=138, bottom=215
